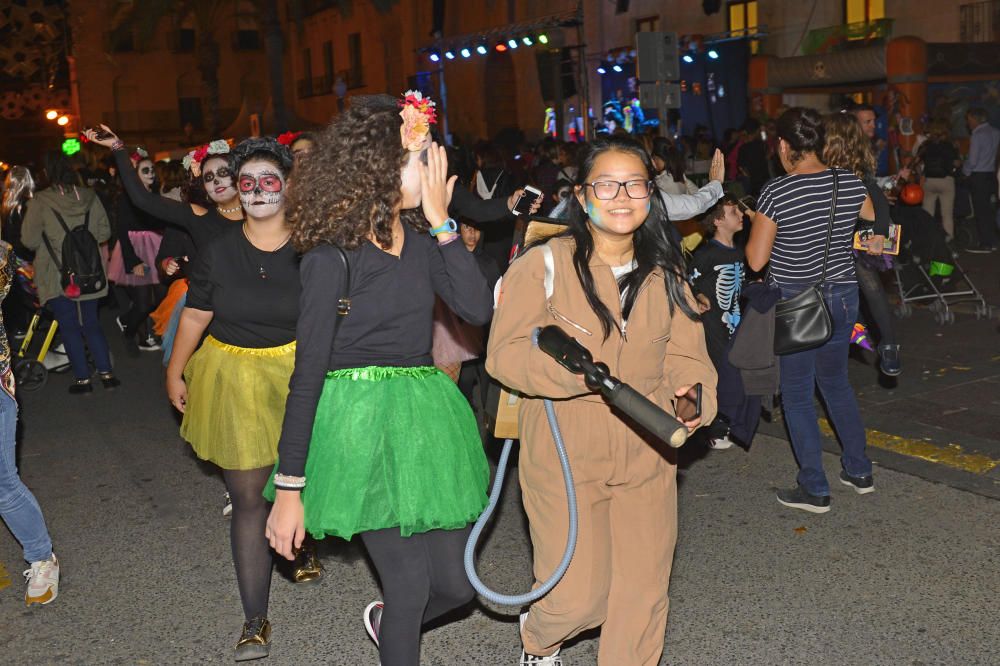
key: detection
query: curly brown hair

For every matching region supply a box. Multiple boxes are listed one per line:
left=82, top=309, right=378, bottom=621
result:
left=823, top=112, right=875, bottom=179
left=288, top=95, right=426, bottom=252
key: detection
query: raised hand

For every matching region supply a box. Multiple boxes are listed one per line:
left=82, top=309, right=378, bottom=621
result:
left=82, top=124, right=121, bottom=149
left=419, top=142, right=458, bottom=231
left=708, top=149, right=725, bottom=183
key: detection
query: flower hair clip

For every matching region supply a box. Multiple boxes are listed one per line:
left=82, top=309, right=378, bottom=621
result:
left=182, top=139, right=231, bottom=177
left=130, top=146, right=149, bottom=164
left=277, top=131, right=302, bottom=146
left=399, top=90, right=437, bottom=152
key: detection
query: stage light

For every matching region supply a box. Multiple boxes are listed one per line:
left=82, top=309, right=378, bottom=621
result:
left=460, top=47, right=471, bottom=58
left=597, top=66, right=607, bottom=74
left=612, top=64, right=623, bottom=73
left=444, top=49, right=456, bottom=60
left=507, top=38, right=518, bottom=49
left=57, top=115, right=70, bottom=126
left=682, top=54, right=694, bottom=63
left=476, top=44, right=488, bottom=55
left=428, top=50, right=440, bottom=62
left=45, top=109, right=58, bottom=120
left=707, top=49, right=719, bottom=59
left=538, top=33, right=549, bottom=44
left=522, top=36, right=533, bottom=46
left=495, top=41, right=508, bottom=52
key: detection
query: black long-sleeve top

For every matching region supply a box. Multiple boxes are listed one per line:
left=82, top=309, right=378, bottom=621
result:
left=115, top=195, right=166, bottom=272
left=186, top=223, right=300, bottom=348
left=449, top=186, right=512, bottom=223
left=113, top=148, right=236, bottom=250
left=862, top=179, right=892, bottom=237
left=156, top=226, right=198, bottom=281
left=276, top=225, right=494, bottom=477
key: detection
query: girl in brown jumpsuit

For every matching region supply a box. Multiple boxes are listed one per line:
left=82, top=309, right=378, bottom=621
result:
left=487, top=136, right=718, bottom=665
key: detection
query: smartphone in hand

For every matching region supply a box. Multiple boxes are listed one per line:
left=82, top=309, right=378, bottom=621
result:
left=672, top=383, right=703, bottom=422
left=511, top=185, right=543, bottom=216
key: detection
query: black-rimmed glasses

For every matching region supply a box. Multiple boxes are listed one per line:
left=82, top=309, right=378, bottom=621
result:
left=583, top=179, right=653, bottom=200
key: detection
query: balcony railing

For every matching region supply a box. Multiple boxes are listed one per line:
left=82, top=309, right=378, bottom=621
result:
left=801, top=18, right=894, bottom=55
left=297, top=76, right=334, bottom=99
left=960, top=1, right=1000, bottom=42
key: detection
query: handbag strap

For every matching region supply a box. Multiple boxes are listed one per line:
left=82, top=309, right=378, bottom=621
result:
left=332, top=245, right=351, bottom=336
left=818, top=170, right=839, bottom=284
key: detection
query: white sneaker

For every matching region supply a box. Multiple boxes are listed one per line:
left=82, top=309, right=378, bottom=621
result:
left=222, top=492, right=233, bottom=517
left=519, top=611, right=563, bottom=665
left=709, top=436, right=735, bottom=450
left=24, top=553, right=59, bottom=606
left=364, top=600, right=383, bottom=647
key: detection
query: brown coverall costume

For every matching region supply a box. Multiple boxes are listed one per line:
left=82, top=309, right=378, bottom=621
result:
left=487, top=236, right=717, bottom=665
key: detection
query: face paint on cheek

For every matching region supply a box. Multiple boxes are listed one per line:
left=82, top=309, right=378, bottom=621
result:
left=586, top=200, right=605, bottom=228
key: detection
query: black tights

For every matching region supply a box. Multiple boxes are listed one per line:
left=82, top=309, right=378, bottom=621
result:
left=361, top=525, right=475, bottom=666
left=121, top=284, right=165, bottom=339
left=854, top=259, right=897, bottom=346
left=222, top=467, right=273, bottom=621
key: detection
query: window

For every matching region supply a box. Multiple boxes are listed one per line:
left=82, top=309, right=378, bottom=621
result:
left=178, top=97, right=203, bottom=130
left=636, top=16, right=659, bottom=33
left=845, top=0, right=885, bottom=25
left=348, top=33, right=363, bottom=88
left=728, top=1, right=759, bottom=54
left=323, top=40, right=334, bottom=83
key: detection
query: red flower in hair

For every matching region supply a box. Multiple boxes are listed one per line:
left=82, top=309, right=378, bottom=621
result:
left=277, top=131, right=302, bottom=146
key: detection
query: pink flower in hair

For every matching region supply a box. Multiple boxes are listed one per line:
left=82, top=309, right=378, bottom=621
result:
left=399, top=90, right=437, bottom=152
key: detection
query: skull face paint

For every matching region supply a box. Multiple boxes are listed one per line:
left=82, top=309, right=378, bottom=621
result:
left=238, top=160, right=286, bottom=220
left=202, top=156, right=237, bottom=204
left=137, top=159, right=155, bottom=190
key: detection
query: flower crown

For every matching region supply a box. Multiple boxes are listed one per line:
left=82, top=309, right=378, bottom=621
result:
left=182, top=139, right=231, bottom=175
left=277, top=131, right=302, bottom=146
left=130, top=146, right=149, bottom=164
left=399, top=90, right=437, bottom=152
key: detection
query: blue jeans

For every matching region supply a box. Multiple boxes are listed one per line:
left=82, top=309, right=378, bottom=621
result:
left=46, top=297, right=113, bottom=379
left=778, top=282, right=872, bottom=496
left=0, top=391, right=53, bottom=562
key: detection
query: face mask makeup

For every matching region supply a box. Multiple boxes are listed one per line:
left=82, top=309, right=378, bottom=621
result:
left=203, top=158, right=236, bottom=203
left=137, top=161, right=155, bottom=189
left=238, top=161, right=286, bottom=219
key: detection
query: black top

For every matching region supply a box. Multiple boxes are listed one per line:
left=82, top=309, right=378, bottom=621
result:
left=116, top=195, right=166, bottom=272
left=113, top=148, right=237, bottom=250
left=2, top=205, right=34, bottom=261
left=737, top=138, right=770, bottom=197
left=186, top=223, right=300, bottom=348
left=156, top=226, right=198, bottom=280
left=276, top=224, right=494, bottom=477
left=918, top=140, right=959, bottom=179
left=689, top=240, right=746, bottom=360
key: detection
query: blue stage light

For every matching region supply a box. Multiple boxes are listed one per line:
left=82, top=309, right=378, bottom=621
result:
left=708, top=49, right=719, bottom=59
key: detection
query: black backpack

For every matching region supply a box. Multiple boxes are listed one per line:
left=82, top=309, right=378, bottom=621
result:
left=42, top=209, right=106, bottom=297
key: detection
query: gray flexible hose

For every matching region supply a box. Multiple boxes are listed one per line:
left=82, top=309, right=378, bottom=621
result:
left=463, top=397, right=578, bottom=606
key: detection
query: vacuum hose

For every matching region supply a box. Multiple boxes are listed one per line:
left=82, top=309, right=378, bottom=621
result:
left=464, top=326, right=688, bottom=606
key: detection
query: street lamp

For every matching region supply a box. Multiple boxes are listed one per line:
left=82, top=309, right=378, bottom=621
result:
left=45, top=109, right=58, bottom=120
left=57, top=115, right=70, bottom=126
left=707, top=49, right=719, bottom=60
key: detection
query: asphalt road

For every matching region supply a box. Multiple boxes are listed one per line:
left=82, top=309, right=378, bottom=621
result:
left=1, top=301, right=998, bottom=665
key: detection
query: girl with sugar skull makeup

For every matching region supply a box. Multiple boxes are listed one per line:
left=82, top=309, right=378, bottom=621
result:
left=106, top=150, right=167, bottom=354
left=264, top=92, right=493, bottom=665
left=140, top=136, right=294, bottom=661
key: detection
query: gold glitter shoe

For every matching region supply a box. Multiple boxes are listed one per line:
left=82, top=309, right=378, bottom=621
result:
left=234, top=616, right=270, bottom=662
left=292, top=541, right=323, bottom=585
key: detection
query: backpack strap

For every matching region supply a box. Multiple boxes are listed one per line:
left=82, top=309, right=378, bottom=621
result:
left=41, top=233, right=63, bottom=270
left=50, top=209, right=72, bottom=234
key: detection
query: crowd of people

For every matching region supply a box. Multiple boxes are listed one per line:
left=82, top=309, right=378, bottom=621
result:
left=0, top=91, right=996, bottom=665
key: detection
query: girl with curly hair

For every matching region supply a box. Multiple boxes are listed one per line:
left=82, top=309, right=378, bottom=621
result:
left=824, top=111, right=902, bottom=377
left=487, top=135, right=717, bottom=665
left=264, top=93, right=493, bottom=665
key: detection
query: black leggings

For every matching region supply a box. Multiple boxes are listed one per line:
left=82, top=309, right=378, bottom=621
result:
left=361, top=525, right=475, bottom=666
left=222, top=467, right=273, bottom=621
left=121, top=284, right=166, bottom=339
left=854, top=259, right=896, bottom=347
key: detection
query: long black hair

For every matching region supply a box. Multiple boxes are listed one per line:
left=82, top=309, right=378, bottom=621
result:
left=539, top=135, right=698, bottom=339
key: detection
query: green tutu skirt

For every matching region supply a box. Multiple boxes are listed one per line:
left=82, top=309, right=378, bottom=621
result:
left=264, top=366, right=489, bottom=539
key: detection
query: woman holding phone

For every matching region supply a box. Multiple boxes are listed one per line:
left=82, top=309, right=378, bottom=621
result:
left=487, top=135, right=717, bottom=665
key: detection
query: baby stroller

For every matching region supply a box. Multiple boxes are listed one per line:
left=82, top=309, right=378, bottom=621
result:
left=891, top=204, right=992, bottom=325
left=10, top=258, right=71, bottom=391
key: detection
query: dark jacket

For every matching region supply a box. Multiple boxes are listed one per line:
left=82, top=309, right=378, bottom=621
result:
left=728, top=282, right=780, bottom=397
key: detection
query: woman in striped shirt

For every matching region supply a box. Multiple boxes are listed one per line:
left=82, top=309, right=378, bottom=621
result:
left=746, top=107, right=878, bottom=514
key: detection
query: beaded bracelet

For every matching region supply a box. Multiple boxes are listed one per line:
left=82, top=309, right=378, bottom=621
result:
left=273, top=473, right=306, bottom=490
left=111, top=140, right=125, bottom=151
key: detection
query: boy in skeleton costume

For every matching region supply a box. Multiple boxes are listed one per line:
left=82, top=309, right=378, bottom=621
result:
left=689, top=198, right=761, bottom=449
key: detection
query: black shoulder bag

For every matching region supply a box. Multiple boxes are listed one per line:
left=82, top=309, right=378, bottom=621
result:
left=332, top=245, right=352, bottom=327
left=772, top=172, right=838, bottom=355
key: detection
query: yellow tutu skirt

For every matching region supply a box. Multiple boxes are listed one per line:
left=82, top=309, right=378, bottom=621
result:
left=180, top=335, right=295, bottom=470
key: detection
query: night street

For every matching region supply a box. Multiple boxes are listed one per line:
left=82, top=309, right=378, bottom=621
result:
left=2, top=285, right=998, bottom=664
